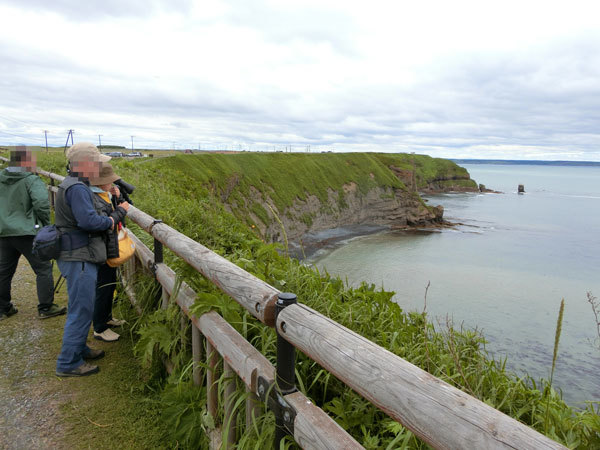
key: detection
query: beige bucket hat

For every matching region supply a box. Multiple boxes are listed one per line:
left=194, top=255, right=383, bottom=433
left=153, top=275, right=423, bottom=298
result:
left=66, top=142, right=111, bottom=163
left=88, top=163, right=121, bottom=186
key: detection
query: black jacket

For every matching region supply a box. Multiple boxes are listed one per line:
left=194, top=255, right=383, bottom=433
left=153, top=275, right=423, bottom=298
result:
left=92, top=191, right=127, bottom=259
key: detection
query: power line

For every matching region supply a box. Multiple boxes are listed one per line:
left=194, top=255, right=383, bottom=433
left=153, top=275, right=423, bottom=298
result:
left=0, top=113, right=36, bottom=127
left=0, top=130, right=45, bottom=142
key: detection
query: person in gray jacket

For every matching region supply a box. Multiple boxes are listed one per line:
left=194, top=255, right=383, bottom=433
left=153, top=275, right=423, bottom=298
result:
left=54, top=143, right=129, bottom=377
left=0, top=147, right=66, bottom=320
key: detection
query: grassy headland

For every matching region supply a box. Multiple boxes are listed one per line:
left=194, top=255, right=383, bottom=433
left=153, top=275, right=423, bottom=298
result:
left=1, top=150, right=598, bottom=448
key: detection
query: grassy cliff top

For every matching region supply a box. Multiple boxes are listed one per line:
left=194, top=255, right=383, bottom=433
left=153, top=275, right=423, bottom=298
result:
left=117, top=151, right=473, bottom=212
left=0, top=149, right=475, bottom=226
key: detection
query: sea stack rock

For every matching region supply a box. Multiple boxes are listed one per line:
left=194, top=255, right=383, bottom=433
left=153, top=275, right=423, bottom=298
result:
left=518, top=184, right=525, bottom=193
left=479, top=184, right=486, bottom=192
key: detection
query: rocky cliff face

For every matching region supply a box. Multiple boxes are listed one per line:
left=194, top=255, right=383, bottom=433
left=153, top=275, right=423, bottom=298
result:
left=161, top=151, right=477, bottom=248
left=388, top=165, right=479, bottom=193
left=227, top=182, right=443, bottom=245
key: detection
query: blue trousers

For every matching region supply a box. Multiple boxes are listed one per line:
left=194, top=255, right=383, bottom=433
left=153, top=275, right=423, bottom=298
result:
left=56, top=260, right=99, bottom=371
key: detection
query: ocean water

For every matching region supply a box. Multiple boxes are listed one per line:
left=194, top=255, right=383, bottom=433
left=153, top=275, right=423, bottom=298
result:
left=309, top=163, right=600, bottom=406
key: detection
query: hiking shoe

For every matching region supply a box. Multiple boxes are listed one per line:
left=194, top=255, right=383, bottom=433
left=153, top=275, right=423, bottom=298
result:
left=106, top=317, right=126, bottom=327
left=0, top=305, right=18, bottom=321
left=83, top=348, right=105, bottom=360
left=56, top=362, right=99, bottom=377
left=39, top=304, right=67, bottom=319
left=94, top=328, right=120, bottom=342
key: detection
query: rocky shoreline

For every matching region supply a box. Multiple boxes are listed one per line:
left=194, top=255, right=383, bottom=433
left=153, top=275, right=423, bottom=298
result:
left=291, top=189, right=498, bottom=260
left=216, top=154, right=491, bottom=255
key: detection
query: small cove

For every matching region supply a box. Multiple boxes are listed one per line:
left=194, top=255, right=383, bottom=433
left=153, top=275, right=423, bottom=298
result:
left=308, top=163, right=600, bottom=406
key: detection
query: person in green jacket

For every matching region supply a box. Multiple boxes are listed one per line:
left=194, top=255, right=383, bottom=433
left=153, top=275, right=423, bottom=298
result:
left=0, top=147, right=66, bottom=320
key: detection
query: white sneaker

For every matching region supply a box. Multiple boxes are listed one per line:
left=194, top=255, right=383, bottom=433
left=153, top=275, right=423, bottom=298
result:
left=106, top=318, right=126, bottom=327
left=94, top=328, right=120, bottom=342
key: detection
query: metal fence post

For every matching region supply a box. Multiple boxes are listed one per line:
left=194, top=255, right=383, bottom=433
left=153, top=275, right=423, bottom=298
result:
left=153, top=238, right=163, bottom=265
left=274, top=292, right=297, bottom=447
left=49, top=178, right=55, bottom=208
left=150, top=221, right=165, bottom=307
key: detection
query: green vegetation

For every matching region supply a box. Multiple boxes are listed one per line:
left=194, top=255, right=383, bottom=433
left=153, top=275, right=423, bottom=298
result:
left=149, top=152, right=409, bottom=225
left=4, top=150, right=598, bottom=448
left=108, top=151, right=475, bottom=229
left=98, top=144, right=126, bottom=150
left=373, top=153, right=476, bottom=189
left=114, top=153, right=598, bottom=449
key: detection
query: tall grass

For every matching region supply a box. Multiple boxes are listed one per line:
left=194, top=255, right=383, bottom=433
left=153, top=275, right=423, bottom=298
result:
left=545, top=299, right=565, bottom=433
left=587, top=292, right=600, bottom=348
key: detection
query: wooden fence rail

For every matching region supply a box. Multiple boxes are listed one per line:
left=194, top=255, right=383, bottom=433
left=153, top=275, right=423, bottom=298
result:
left=0, top=155, right=567, bottom=449
left=126, top=229, right=362, bottom=449
left=128, top=207, right=280, bottom=326
left=125, top=204, right=564, bottom=449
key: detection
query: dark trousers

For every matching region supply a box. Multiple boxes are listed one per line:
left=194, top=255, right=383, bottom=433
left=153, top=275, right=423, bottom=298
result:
left=0, top=235, right=54, bottom=312
left=93, top=263, right=117, bottom=333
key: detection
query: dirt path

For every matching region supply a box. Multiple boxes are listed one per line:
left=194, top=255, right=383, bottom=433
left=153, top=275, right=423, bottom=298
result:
left=0, top=259, right=169, bottom=449
left=0, top=259, right=70, bottom=449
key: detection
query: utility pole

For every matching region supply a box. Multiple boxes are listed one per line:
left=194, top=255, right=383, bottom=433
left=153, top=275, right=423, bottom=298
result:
left=131, top=136, right=134, bottom=152
left=43, top=130, right=48, bottom=153
left=64, top=129, right=74, bottom=153
left=98, top=134, right=102, bottom=149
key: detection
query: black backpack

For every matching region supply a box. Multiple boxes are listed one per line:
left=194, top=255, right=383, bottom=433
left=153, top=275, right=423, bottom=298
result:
left=32, top=225, right=62, bottom=261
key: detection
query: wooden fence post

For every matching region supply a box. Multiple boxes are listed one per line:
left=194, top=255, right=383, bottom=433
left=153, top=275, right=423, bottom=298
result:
left=206, top=340, right=219, bottom=420
left=192, top=325, right=203, bottom=386
left=245, top=387, right=261, bottom=429
left=223, top=362, right=237, bottom=449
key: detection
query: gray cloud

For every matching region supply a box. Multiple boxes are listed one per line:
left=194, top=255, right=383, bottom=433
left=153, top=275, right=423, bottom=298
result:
left=0, top=0, right=194, bottom=20
left=224, top=1, right=359, bottom=56
left=1, top=2, right=599, bottom=160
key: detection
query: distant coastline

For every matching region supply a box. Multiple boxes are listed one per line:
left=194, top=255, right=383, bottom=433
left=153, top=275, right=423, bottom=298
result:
left=451, top=159, right=600, bottom=167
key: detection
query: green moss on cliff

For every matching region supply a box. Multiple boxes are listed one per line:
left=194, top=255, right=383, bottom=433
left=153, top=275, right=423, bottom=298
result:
left=114, top=152, right=476, bottom=229
left=160, top=152, right=405, bottom=212
left=371, top=153, right=477, bottom=189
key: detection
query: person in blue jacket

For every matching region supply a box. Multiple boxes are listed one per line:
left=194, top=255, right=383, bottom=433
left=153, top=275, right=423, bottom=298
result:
left=54, top=143, right=129, bottom=377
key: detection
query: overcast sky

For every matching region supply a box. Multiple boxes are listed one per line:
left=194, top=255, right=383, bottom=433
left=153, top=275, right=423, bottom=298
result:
left=1, top=0, right=599, bottom=160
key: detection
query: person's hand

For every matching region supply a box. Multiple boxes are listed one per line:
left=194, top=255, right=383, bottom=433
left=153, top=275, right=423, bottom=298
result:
left=109, top=217, right=115, bottom=230
left=110, top=185, right=121, bottom=197
left=119, top=201, right=131, bottom=211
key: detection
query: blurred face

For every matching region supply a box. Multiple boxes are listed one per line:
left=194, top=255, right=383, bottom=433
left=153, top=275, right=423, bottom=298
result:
left=21, top=151, right=36, bottom=170
left=71, top=160, right=101, bottom=179
left=10, top=149, right=36, bottom=171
